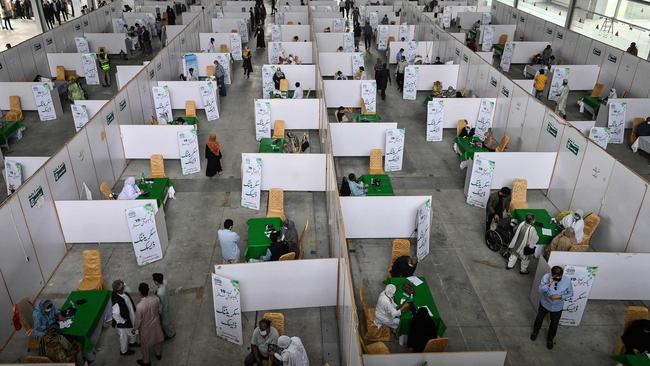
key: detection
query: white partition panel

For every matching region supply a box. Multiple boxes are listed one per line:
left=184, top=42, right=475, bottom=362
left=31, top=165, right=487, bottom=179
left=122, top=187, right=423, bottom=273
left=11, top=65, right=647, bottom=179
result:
left=242, top=153, right=327, bottom=191
left=43, top=149, right=79, bottom=201
left=568, top=120, right=596, bottom=136
left=65, top=130, right=100, bottom=198
left=547, top=127, right=587, bottom=211
left=549, top=65, right=600, bottom=91
left=116, top=65, right=145, bottom=90
left=0, top=82, right=54, bottom=110
left=323, top=80, right=362, bottom=108
left=472, top=152, right=557, bottom=189
left=83, top=33, right=128, bottom=53
left=315, top=32, right=348, bottom=52
left=510, top=42, right=551, bottom=64
left=267, top=42, right=313, bottom=64
left=519, top=98, right=546, bottom=151
left=312, top=18, right=345, bottom=32
left=363, top=352, right=507, bottom=366
left=282, top=12, right=310, bottom=24
left=381, top=24, right=416, bottom=41
left=549, top=252, right=650, bottom=300
left=280, top=25, right=312, bottom=41
left=199, top=32, right=235, bottom=52
left=4, top=157, right=48, bottom=182
left=211, top=18, right=247, bottom=35
left=601, top=98, right=650, bottom=128
left=478, top=24, right=516, bottom=44
left=213, top=259, right=338, bottom=311
left=318, top=52, right=362, bottom=76
left=257, top=99, right=320, bottom=129
left=85, top=118, right=116, bottom=187
left=46, top=53, right=84, bottom=77
left=513, top=79, right=534, bottom=95
left=269, top=64, right=316, bottom=90
left=120, top=125, right=195, bottom=159
left=330, top=123, right=398, bottom=156
left=412, top=65, right=459, bottom=90
left=627, top=190, right=650, bottom=253
left=166, top=25, right=186, bottom=41
left=569, top=142, right=616, bottom=214
left=75, top=100, right=109, bottom=118
left=457, top=11, right=487, bottom=29
left=431, top=98, right=491, bottom=128
left=157, top=81, right=214, bottom=109
left=388, top=41, right=434, bottom=64
left=340, top=196, right=432, bottom=238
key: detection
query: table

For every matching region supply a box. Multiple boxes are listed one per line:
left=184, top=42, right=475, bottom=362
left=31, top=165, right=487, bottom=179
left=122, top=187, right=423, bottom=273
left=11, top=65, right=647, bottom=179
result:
left=138, top=178, right=173, bottom=209
left=523, top=64, right=548, bottom=78
left=385, top=277, right=447, bottom=337
left=270, top=90, right=295, bottom=99
left=169, top=116, right=198, bottom=126
left=511, top=208, right=559, bottom=245
left=359, top=174, right=394, bottom=196
left=453, top=136, right=490, bottom=161
left=0, top=121, right=24, bottom=149
left=61, top=290, right=111, bottom=353
left=632, top=136, right=650, bottom=154
left=259, top=138, right=286, bottom=153
left=579, top=96, right=604, bottom=118
left=245, top=217, right=283, bottom=260
left=353, top=113, right=381, bottom=122
left=612, top=355, right=650, bottom=366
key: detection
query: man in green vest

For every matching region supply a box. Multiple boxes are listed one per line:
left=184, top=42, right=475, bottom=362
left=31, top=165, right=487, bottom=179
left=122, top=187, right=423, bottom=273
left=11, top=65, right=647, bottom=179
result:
left=98, top=47, right=111, bottom=87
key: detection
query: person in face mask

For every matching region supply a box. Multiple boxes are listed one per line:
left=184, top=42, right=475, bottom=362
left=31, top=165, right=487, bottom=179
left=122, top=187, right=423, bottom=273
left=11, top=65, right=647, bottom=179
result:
left=245, top=318, right=279, bottom=366
left=32, top=299, right=65, bottom=338
left=374, top=284, right=410, bottom=329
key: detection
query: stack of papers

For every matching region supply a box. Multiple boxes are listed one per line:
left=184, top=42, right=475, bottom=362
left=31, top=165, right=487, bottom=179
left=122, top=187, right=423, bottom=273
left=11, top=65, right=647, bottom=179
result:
left=58, top=319, right=73, bottom=329
left=407, top=276, right=423, bottom=286
left=541, top=228, right=553, bottom=236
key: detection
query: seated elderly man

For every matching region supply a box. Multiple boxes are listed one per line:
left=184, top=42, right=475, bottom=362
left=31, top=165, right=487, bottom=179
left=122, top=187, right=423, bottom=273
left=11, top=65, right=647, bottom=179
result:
left=244, top=318, right=279, bottom=366
left=560, top=209, right=585, bottom=243
left=374, top=284, right=410, bottom=329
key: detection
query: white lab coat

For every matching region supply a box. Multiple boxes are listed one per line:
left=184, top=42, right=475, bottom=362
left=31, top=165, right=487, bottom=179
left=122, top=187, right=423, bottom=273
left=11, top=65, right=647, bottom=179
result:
left=560, top=215, right=585, bottom=243
left=374, top=292, right=401, bottom=329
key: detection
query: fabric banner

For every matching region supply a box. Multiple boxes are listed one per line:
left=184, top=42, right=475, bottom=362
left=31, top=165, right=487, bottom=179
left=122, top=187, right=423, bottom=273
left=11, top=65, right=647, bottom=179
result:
left=384, top=128, right=405, bottom=172
left=405, top=41, right=417, bottom=64
left=416, top=199, right=431, bottom=260
left=177, top=128, right=201, bottom=175
left=360, top=80, right=377, bottom=113
left=152, top=86, right=173, bottom=123
left=215, top=54, right=232, bottom=85
left=369, top=12, right=379, bottom=29
left=199, top=81, right=220, bottom=121
left=236, top=19, right=248, bottom=43
left=548, top=67, right=569, bottom=102
left=275, top=12, right=285, bottom=25
left=71, top=104, right=90, bottom=132
left=183, top=53, right=199, bottom=77
left=481, top=12, right=491, bottom=25
left=4, top=160, right=22, bottom=194
left=254, top=100, right=272, bottom=141
left=270, top=43, right=283, bottom=64
left=229, top=33, right=243, bottom=60
left=351, top=54, right=364, bottom=76
left=332, top=18, right=345, bottom=32
left=75, top=37, right=90, bottom=53
left=426, top=99, right=444, bottom=142
left=241, top=155, right=262, bottom=210
left=475, top=99, right=495, bottom=139
left=560, top=266, right=598, bottom=326
left=31, top=84, right=56, bottom=121
left=343, top=33, right=355, bottom=52
left=466, top=156, right=495, bottom=208
left=589, top=127, right=610, bottom=149
left=403, top=65, right=418, bottom=100
left=377, top=25, right=389, bottom=50
left=125, top=203, right=163, bottom=266
left=271, top=25, right=281, bottom=42
left=499, top=42, right=514, bottom=72
left=81, top=53, right=100, bottom=85
left=398, top=24, right=411, bottom=41
left=481, top=25, right=494, bottom=52
left=607, top=101, right=626, bottom=144
left=211, top=273, right=243, bottom=345
left=262, top=65, right=277, bottom=98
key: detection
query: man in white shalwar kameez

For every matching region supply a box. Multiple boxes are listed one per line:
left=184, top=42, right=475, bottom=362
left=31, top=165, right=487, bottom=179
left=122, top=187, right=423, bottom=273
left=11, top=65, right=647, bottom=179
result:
left=554, top=79, right=569, bottom=118
left=374, top=284, right=410, bottom=330
left=507, top=214, right=539, bottom=274
left=560, top=209, right=585, bottom=244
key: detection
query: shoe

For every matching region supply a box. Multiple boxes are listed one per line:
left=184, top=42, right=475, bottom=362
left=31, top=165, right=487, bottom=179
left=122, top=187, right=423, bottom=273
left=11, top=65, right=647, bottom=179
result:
left=530, top=332, right=537, bottom=341
left=520, top=270, right=530, bottom=275
left=547, top=340, right=554, bottom=349
left=129, top=342, right=141, bottom=348
left=505, top=265, right=512, bottom=270
left=136, top=360, right=151, bottom=366
left=156, top=354, right=162, bottom=360
left=120, top=350, right=135, bottom=356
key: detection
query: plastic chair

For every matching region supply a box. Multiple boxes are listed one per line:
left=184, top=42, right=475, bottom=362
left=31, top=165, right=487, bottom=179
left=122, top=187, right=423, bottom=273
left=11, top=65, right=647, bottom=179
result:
left=17, top=298, right=41, bottom=352
left=613, top=306, right=649, bottom=354
left=219, top=44, right=229, bottom=52
left=495, top=134, right=510, bottom=152
left=150, top=154, right=166, bottom=178
left=369, top=149, right=384, bottom=175
left=267, top=188, right=286, bottom=220
left=185, top=100, right=197, bottom=117
left=387, top=239, right=410, bottom=278
left=456, top=119, right=468, bottom=136
left=56, top=66, right=66, bottom=81
left=263, top=312, right=285, bottom=335
left=100, top=181, right=113, bottom=200
left=361, top=338, right=391, bottom=354
left=630, top=117, right=645, bottom=145
left=298, top=220, right=309, bottom=259
left=78, top=250, right=106, bottom=290
left=5, top=96, right=24, bottom=122
left=279, top=252, right=296, bottom=261
left=579, top=213, right=600, bottom=247
left=360, top=98, right=376, bottom=115
left=207, top=65, right=215, bottom=77
left=591, top=83, right=604, bottom=97
left=272, top=120, right=285, bottom=139
left=498, top=34, right=508, bottom=44
left=279, top=79, right=289, bottom=92
left=359, top=288, right=392, bottom=342
left=509, top=179, right=528, bottom=211
left=423, top=337, right=449, bottom=352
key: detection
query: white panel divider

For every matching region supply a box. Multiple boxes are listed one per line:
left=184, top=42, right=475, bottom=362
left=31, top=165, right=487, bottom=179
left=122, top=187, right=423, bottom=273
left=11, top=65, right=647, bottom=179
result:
left=471, top=152, right=557, bottom=189
left=120, top=125, right=195, bottom=159
left=257, top=99, right=320, bottom=129
left=340, top=196, right=432, bottom=238
left=330, top=123, right=397, bottom=156
left=242, top=153, right=327, bottom=191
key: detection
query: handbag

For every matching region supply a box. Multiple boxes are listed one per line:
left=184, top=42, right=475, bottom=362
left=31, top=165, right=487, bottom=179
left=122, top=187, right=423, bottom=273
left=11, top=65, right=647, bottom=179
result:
left=523, top=246, right=535, bottom=256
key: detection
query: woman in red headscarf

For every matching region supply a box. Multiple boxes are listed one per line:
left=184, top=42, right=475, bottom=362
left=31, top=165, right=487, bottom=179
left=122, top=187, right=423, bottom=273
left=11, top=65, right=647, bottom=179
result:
left=205, top=133, right=223, bottom=177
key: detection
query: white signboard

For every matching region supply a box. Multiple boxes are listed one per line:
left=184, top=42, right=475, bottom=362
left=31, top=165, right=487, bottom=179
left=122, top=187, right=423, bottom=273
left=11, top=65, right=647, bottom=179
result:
left=588, top=127, right=610, bottom=149
left=270, top=43, right=283, bottom=64
left=343, top=33, right=355, bottom=52
left=199, top=81, right=220, bottom=121
left=351, top=54, right=364, bottom=76
left=332, top=18, right=345, bottom=32
left=426, top=99, right=444, bottom=142
left=475, top=99, right=495, bottom=139
left=548, top=67, right=569, bottom=102
left=416, top=199, right=431, bottom=260
left=177, top=128, right=201, bottom=175
left=229, top=33, right=243, bottom=60
left=211, top=273, right=243, bottom=345
left=560, top=265, right=598, bottom=326
left=377, top=25, right=389, bottom=50
left=607, top=101, right=626, bottom=144
left=152, top=86, right=173, bottom=123
left=360, top=80, right=377, bottom=114
left=254, top=100, right=272, bottom=141
left=241, top=155, right=262, bottom=210
left=125, top=203, right=163, bottom=266
left=481, top=12, right=491, bottom=25
left=499, top=42, right=514, bottom=72
left=275, top=12, right=285, bottom=25
left=385, top=128, right=404, bottom=172
left=466, top=156, right=495, bottom=208
left=215, top=53, right=232, bottom=85
left=4, top=160, right=22, bottom=194
left=81, top=53, right=100, bottom=85
left=262, top=65, right=276, bottom=98
left=71, top=104, right=90, bottom=132
left=481, top=25, right=494, bottom=52
left=236, top=19, right=248, bottom=43
left=271, top=25, right=281, bottom=42
left=398, top=24, right=411, bottom=41
left=75, top=37, right=90, bottom=53
left=405, top=41, right=417, bottom=64
left=403, top=65, right=418, bottom=100
left=31, top=83, right=57, bottom=121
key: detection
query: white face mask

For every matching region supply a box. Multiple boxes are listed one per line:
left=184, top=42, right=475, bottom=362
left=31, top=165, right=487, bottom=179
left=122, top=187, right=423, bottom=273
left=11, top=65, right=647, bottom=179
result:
left=260, top=330, right=268, bottom=337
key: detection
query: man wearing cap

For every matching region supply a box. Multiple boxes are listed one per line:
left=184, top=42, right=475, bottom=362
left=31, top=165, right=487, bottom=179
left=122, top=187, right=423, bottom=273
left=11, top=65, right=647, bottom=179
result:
left=486, top=187, right=511, bottom=230
left=560, top=209, right=585, bottom=243
left=111, top=279, right=139, bottom=356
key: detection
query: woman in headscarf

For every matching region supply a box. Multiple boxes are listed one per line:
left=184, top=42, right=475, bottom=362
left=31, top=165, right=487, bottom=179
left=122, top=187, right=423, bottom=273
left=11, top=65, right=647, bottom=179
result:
left=273, top=335, right=309, bottom=366
left=242, top=47, right=253, bottom=79
left=117, top=176, right=142, bottom=200
left=273, top=68, right=286, bottom=90
left=205, top=133, right=223, bottom=177
left=67, top=76, right=86, bottom=101
left=407, top=307, right=438, bottom=352
left=544, top=227, right=577, bottom=260
left=374, top=284, right=410, bottom=329
left=255, top=24, right=265, bottom=49
left=32, top=299, right=63, bottom=338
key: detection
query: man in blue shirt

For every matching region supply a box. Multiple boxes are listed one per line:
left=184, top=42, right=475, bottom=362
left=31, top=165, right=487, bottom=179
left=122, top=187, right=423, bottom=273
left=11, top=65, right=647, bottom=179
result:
left=531, top=266, right=573, bottom=350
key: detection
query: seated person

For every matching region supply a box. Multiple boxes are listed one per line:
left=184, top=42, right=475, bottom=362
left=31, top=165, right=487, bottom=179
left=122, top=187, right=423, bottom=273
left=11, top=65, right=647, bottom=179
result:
left=67, top=77, right=86, bottom=101
left=442, top=86, right=456, bottom=98
left=407, top=307, right=438, bottom=352
left=173, top=117, right=186, bottom=125
left=335, top=106, right=352, bottom=122
left=604, top=88, right=617, bottom=102
left=433, top=57, right=443, bottom=65
left=390, top=255, right=418, bottom=277
left=292, top=35, right=299, bottom=42
left=292, top=82, right=303, bottom=99
left=458, top=122, right=475, bottom=138
left=42, top=325, right=77, bottom=362
left=559, top=209, right=585, bottom=243
left=621, top=319, right=650, bottom=355
left=455, top=91, right=464, bottom=98
left=32, top=300, right=65, bottom=338
left=546, top=55, right=557, bottom=66
left=544, top=227, right=577, bottom=260
left=292, top=55, right=301, bottom=64
left=334, top=71, right=348, bottom=80
left=466, top=39, right=478, bottom=52
left=186, top=67, right=198, bottom=81
left=244, top=318, right=279, bottom=366
left=339, top=177, right=351, bottom=196
left=380, top=14, right=389, bottom=25
left=374, top=284, right=410, bottom=329
left=347, top=174, right=365, bottom=196
left=432, top=81, right=443, bottom=97
left=117, top=176, right=142, bottom=200
left=531, top=53, right=543, bottom=65
left=264, top=232, right=292, bottom=261
left=354, top=66, right=366, bottom=80
left=179, top=73, right=187, bottom=81
left=273, top=68, right=286, bottom=89
left=482, top=128, right=499, bottom=150
left=637, top=117, right=650, bottom=137
left=272, top=335, right=309, bottom=365
left=336, top=46, right=344, bottom=52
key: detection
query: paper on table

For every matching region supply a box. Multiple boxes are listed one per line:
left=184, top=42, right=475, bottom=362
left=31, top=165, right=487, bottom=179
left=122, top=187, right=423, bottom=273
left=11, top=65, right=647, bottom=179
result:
left=542, top=228, right=553, bottom=236
left=58, top=319, right=73, bottom=329
left=407, top=276, right=423, bottom=286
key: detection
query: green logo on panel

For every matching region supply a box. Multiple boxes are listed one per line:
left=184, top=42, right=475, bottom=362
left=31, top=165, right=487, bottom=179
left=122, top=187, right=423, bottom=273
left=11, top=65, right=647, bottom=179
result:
left=463, top=54, right=469, bottom=62
left=546, top=28, right=552, bottom=35
left=53, top=163, right=67, bottom=182
left=490, top=77, right=497, bottom=87
left=566, top=138, right=580, bottom=156
left=592, top=48, right=601, bottom=56
left=119, top=99, right=127, bottom=111
left=29, top=186, right=44, bottom=208
left=556, top=32, right=563, bottom=39
left=608, top=54, right=617, bottom=63
left=455, top=48, right=460, bottom=56
left=501, top=87, right=510, bottom=98
left=546, top=122, right=558, bottom=137
left=106, top=112, right=115, bottom=125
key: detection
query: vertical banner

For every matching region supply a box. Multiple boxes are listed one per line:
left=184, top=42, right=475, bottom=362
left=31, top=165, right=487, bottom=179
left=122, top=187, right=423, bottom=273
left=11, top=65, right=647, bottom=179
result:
left=152, top=86, right=173, bottom=123
left=398, top=24, right=411, bottom=41
left=360, top=80, right=377, bottom=113
left=71, top=104, right=90, bottom=132
left=271, top=25, right=281, bottom=42
left=81, top=53, right=100, bottom=85
left=177, top=128, right=201, bottom=175
left=481, top=12, right=491, bottom=25
left=125, top=203, right=163, bottom=266
left=4, top=160, right=22, bottom=194
left=402, top=65, right=418, bottom=100
left=75, top=37, right=90, bottom=53
left=236, top=19, right=248, bottom=43
left=270, top=43, right=283, bottom=64
left=466, top=156, right=495, bottom=208
left=559, top=266, right=598, bottom=326
left=475, top=99, right=495, bottom=139
left=548, top=67, right=569, bottom=102
left=405, top=41, right=417, bottom=64
left=416, top=199, right=431, bottom=260
left=215, top=54, right=232, bottom=85
left=183, top=53, right=199, bottom=77
left=369, top=12, right=379, bottom=29
left=351, top=53, right=364, bottom=76
left=499, top=42, right=514, bottom=72
left=377, top=25, right=389, bottom=50
left=332, top=18, right=345, bottom=32
left=262, top=65, right=276, bottom=98
left=211, top=274, right=243, bottom=345
left=481, top=25, right=494, bottom=52
left=229, top=33, right=243, bottom=60
left=254, top=100, right=272, bottom=141
left=426, top=99, right=444, bottom=142
left=442, top=7, right=451, bottom=28
left=589, top=127, right=610, bottom=149
left=199, top=81, right=220, bottom=121
left=241, top=155, right=262, bottom=210
left=384, top=128, right=405, bottom=172
left=607, top=101, right=626, bottom=144
left=343, top=33, right=355, bottom=52
left=31, top=84, right=57, bottom=121
left=275, top=12, right=285, bottom=25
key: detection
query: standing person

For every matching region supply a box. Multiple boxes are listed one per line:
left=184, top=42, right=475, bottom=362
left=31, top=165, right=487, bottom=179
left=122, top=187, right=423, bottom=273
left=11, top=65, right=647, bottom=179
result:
left=292, top=82, right=303, bottom=99
left=142, top=27, right=152, bottom=55
left=166, top=6, right=175, bottom=25
left=56, top=0, right=66, bottom=21
left=486, top=186, right=511, bottom=230
left=218, top=219, right=241, bottom=263
left=152, top=273, right=175, bottom=340
left=376, top=63, right=391, bottom=100
left=1, top=5, right=13, bottom=30
left=531, top=266, right=573, bottom=350
left=155, top=16, right=162, bottom=38
left=214, top=60, right=226, bottom=96
left=541, top=45, right=553, bottom=65
left=98, top=48, right=111, bottom=87
left=339, top=0, right=345, bottom=17
left=554, top=79, right=569, bottom=118
left=207, top=37, right=216, bottom=52
left=344, top=0, right=352, bottom=18
left=533, top=69, right=548, bottom=99
left=250, top=7, right=257, bottom=27
left=353, top=24, right=361, bottom=51
left=270, top=0, right=276, bottom=15
left=626, top=42, right=638, bottom=56
left=111, top=280, right=139, bottom=356
left=53, top=0, right=61, bottom=24
left=13, top=0, right=22, bottom=19
left=506, top=214, right=538, bottom=274
left=362, top=22, right=372, bottom=50
left=255, top=24, right=266, bottom=49
left=134, top=283, right=164, bottom=366
left=205, top=133, right=223, bottom=177
left=242, top=46, right=253, bottom=78
left=395, top=48, right=404, bottom=64
left=244, top=319, right=279, bottom=366
left=352, top=6, right=360, bottom=26
left=396, top=56, right=408, bottom=91
left=260, top=5, right=266, bottom=24
left=25, top=0, right=32, bottom=19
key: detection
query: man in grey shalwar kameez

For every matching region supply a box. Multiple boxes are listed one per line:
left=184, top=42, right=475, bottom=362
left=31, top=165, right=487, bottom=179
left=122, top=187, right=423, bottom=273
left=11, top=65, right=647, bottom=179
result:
left=153, top=273, right=175, bottom=339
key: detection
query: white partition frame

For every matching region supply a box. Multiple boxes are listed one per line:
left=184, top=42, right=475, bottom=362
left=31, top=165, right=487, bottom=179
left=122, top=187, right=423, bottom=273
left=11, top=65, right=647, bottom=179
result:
left=83, top=33, right=128, bottom=54
left=157, top=80, right=217, bottom=109
left=116, top=65, right=146, bottom=90
left=471, top=152, right=557, bottom=189
left=430, top=98, right=495, bottom=128
left=257, top=99, right=320, bottom=129
left=323, top=80, right=362, bottom=108
left=267, top=64, right=316, bottom=91
left=0, top=82, right=56, bottom=110
left=280, top=25, right=312, bottom=41
left=242, top=153, right=327, bottom=191
left=363, top=352, right=507, bottom=366
left=267, top=42, right=314, bottom=64
left=4, top=157, right=49, bottom=184
left=388, top=41, right=435, bottom=64
left=598, top=98, right=650, bottom=128
left=330, top=123, right=397, bottom=156
left=412, top=65, right=460, bottom=90
left=120, top=125, right=196, bottom=159
left=315, top=32, right=349, bottom=52
left=318, top=52, right=362, bottom=76
left=478, top=24, right=516, bottom=44
left=74, top=100, right=109, bottom=119
left=46, top=53, right=85, bottom=78
left=550, top=65, right=600, bottom=91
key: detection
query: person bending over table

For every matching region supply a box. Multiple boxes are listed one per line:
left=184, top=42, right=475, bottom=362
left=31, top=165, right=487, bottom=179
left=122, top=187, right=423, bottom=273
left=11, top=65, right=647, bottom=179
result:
left=621, top=319, right=650, bottom=355
left=118, top=177, right=142, bottom=200
left=391, top=256, right=418, bottom=277
left=32, top=299, right=67, bottom=338
left=347, top=174, right=366, bottom=196
left=559, top=209, right=584, bottom=243
left=374, top=284, right=411, bottom=329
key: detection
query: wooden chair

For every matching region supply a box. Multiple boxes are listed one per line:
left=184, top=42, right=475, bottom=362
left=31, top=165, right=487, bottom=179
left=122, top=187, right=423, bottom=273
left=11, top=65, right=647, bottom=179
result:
left=360, top=337, right=391, bottom=354
left=456, top=119, right=468, bottom=136
left=579, top=213, right=600, bottom=247
left=150, top=154, right=166, bottom=178
left=17, top=298, right=41, bottom=352
left=78, top=250, right=106, bottom=290
left=630, top=117, right=645, bottom=145
left=263, top=312, right=285, bottom=335
left=56, top=66, right=66, bottom=81
left=272, top=120, right=285, bottom=139
left=207, top=65, right=215, bottom=77
left=498, top=34, right=508, bottom=44
left=495, top=134, right=510, bottom=152
left=287, top=21, right=294, bottom=25
left=620, top=90, right=629, bottom=98
left=423, top=337, right=449, bottom=352
left=149, top=116, right=158, bottom=125
left=387, top=36, right=395, bottom=44
left=369, top=149, right=384, bottom=175
left=279, top=252, right=296, bottom=260
left=24, top=355, right=53, bottom=363
left=219, top=44, right=229, bottom=52
left=298, top=220, right=309, bottom=259
left=591, top=83, right=605, bottom=97
left=279, top=79, right=289, bottom=92
left=5, top=96, right=24, bottom=122
left=100, top=181, right=113, bottom=200
left=508, top=178, right=528, bottom=211
left=185, top=100, right=197, bottom=117
left=267, top=188, right=286, bottom=220
left=387, top=239, right=410, bottom=278
left=613, top=306, right=649, bottom=354
left=359, top=288, right=392, bottom=342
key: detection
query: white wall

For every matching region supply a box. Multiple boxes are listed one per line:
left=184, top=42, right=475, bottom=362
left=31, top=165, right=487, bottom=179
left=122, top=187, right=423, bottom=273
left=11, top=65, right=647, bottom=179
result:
left=412, top=65, right=460, bottom=90
left=280, top=12, right=310, bottom=25
left=0, top=82, right=55, bottom=110
left=312, top=18, right=345, bottom=32
left=157, top=80, right=216, bottom=109
left=199, top=33, right=235, bottom=52
left=330, top=123, right=398, bottom=156
left=363, top=352, right=507, bottom=366
left=257, top=99, right=320, bottom=129
left=323, top=80, right=362, bottom=108
left=430, top=98, right=495, bottom=128
left=510, top=42, right=551, bottom=64
left=280, top=25, right=312, bottom=41
left=211, top=18, right=247, bottom=35
left=267, top=42, right=314, bottom=64
left=381, top=25, right=416, bottom=41
left=472, top=152, right=557, bottom=189
left=319, top=52, right=363, bottom=76
left=74, top=100, right=109, bottom=119
left=550, top=65, right=600, bottom=91
left=120, top=125, right=196, bottom=159
left=457, top=12, right=488, bottom=29
left=116, top=65, right=145, bottom=90
left=242, top=153, right=327, bottom=191
left=269, top=64, right=316, bottom=91
left=84, top=33, right=128, bottom=54
left=340, top=196, right=432, bottom=238
left=513, top=79, right=534, bottom=95
left=599, top=98, right=650, bottom=128
left=46, top=53, right=85, bottom=78
left=315, top=32, right=350, bottom=52
left=4, top=157, right=49, bottom=185
left=478, top=24, right=516, bottom=44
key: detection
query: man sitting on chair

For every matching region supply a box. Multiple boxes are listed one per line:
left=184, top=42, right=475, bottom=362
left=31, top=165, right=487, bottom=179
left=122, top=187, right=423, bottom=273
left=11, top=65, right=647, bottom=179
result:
left=391, top=256, right=418, bottom=277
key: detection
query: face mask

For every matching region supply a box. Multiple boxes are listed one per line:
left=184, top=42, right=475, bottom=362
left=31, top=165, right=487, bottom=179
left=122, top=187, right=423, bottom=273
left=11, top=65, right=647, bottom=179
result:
left=260, top=330, right=268, bottom=337
left=45, top=307, right=52, bottom=313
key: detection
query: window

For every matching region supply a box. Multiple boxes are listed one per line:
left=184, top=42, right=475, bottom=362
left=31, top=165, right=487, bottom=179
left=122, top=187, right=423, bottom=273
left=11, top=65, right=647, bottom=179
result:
left=516, top=0, right=568, bottom=25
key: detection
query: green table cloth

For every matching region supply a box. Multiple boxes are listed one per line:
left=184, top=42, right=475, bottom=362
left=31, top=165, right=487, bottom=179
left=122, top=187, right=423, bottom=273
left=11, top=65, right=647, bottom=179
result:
left=580, top=96, right=604, bottom=116
left=511, top=208, right=559, bottom=245
left=386, top=277, right=447, bottom=337
left=245, top=217, right=283, bottom=260
left=138, top=178, right=173, bottom=209
left=0, top=121, right=24, bottom=146
left=259, top=138, right=286, bottom=153
left=353, top=113, right=381, bottom=122
left=492, top=43, right=505, bottom=54
left=612, top=355, right=650, bottom=366
left=454, top=136, right=490, bottom=161
left=270, top=90, right=295, bottom=99
left=61, top=290, right=111, bottom=353
left=359, top=174, right=394, bottom=196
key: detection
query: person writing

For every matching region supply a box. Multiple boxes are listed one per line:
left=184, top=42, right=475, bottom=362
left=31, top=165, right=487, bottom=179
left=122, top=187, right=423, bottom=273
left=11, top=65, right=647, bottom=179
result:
left=117, top=177, right=142, bottom=200
left=531, top=266, right=573, bottom=350
left=560, top=209, right=584, bottom=243
left=244, top=319, right=279, bottom=366
left=347, top=174, right=366, bottom=196
left=32, top=300, right=66, bottom=338
left=374, top=284, right=410, bottom=329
